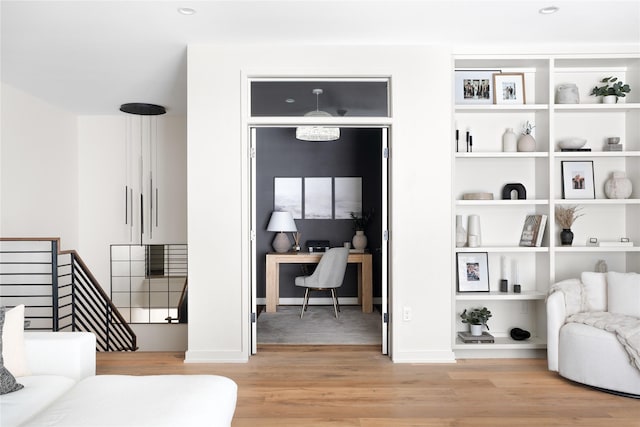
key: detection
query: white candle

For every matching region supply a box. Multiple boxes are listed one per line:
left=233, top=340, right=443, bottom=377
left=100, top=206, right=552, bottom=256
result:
left=501, top=256, right=509, bottom=280
left=513, top=259, right=519, bottom=284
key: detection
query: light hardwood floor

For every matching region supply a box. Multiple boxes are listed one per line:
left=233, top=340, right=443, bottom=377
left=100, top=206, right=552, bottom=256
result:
left=96, top=345, right=640, bottom=426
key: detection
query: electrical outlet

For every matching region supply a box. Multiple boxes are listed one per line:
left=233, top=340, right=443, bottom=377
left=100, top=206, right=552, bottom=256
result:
left=403, top=306, right=412, bottom=321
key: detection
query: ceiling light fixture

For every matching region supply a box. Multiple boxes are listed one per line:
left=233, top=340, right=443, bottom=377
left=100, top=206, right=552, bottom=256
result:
left=177, top=7, right=196, bottom=15
left=295, top=89, right=340, bottom=142
left=539, top=6, right=559, bottom=14
left=119, top=102, right=166, bottom=244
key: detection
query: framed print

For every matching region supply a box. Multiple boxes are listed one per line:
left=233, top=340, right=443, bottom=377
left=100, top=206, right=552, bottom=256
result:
left=455, top=70, right=499, bottom=105
left=493, top=72, right=526, bottom=105
left=334, top=177, right=362, bottom=219
left=274, top=177, right=302, bottom=219
left=304, top=177, right=332, bottom=219
left=561, top=161, right=595, bottom=199
left=457, top=252, right=490, bottom=292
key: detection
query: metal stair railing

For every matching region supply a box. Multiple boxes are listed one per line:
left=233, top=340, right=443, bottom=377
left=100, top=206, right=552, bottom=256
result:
left=0, top=238, right=137, bottom=351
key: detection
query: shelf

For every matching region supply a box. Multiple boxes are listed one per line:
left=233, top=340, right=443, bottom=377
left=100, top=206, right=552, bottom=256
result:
left=456, top=246, right=548, bottom=253
left=554, top=151, right=640, bottom=158
left=455, top=152, right=548, bottom=158
left=453, top=335, right=546, bottom=350
left=453, top=54, right=640, bottom=360
left=555, top=245, right=640, bottom=253
left=554, top=103, right=640, bottom=112
left=456, top=291, right=546, bottom=301
left=455, top=104, right=548, bottom=112
left=553, top=198, right=640, bottom=205
left=456, top=199, right=548, bottom=206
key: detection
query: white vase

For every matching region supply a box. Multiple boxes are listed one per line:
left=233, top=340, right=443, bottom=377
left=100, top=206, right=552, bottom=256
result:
left=470, top=324, right=483, bottom=337
left=603, top=95, right=618, bottom=104
left=352, top=230, right=367, bottom=250
left=502, top=128, right=517, bottom=152
left=456, top=215, right=467, bottom=247
left=556, top=83, right=580, bottom=104
left=467, top=215, right=481, bottom=248
left=517, top=134, right=536, bottom=152
left=604, top=171, right=632, bottom=199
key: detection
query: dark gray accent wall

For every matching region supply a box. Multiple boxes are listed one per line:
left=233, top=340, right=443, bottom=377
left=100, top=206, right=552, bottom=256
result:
left=256, top=127, right=383, bottom=301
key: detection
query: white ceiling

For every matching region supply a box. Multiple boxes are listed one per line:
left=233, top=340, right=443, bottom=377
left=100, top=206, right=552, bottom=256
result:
left=2, top=0, right=639, bottom=115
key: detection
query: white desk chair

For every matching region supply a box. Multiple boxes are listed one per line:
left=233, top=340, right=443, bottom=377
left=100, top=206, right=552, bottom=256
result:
left=294, top=247, right=349, bottom=318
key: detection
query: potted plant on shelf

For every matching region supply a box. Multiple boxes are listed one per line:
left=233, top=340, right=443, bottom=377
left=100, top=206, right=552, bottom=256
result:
left=590, top=76, right=631, bottom=104
left=460, top=307, right=492, bottom=336
left=517, top=121, right=535, bottom=152
left=350, top=210, right=372, bottom=251
left=555, top=205, right=584, bottom=246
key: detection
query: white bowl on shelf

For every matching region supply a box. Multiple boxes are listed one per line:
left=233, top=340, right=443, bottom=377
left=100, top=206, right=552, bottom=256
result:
left=558, top=138, right=587, bottom=149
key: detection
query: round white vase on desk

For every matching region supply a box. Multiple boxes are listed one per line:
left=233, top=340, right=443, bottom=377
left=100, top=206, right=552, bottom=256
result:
left=603, top=95, right=618, bottom=104
left=352, top=230, right=368, bottom=250
left=517, top=134, right=536, bottom=152
left=604, top=171, right=632, bottom=199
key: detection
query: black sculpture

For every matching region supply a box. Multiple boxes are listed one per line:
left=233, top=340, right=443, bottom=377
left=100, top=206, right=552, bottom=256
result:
left=502, top=183, right=527, bottom=200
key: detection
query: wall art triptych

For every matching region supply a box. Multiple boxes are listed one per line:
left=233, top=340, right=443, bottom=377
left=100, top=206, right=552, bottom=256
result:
left=274, top=177, right=362, bottom=220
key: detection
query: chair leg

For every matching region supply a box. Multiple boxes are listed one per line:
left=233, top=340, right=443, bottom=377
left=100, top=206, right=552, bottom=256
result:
left=331, top=289, right=340, bottom=319
left=300, top=288, right=310, bottom=318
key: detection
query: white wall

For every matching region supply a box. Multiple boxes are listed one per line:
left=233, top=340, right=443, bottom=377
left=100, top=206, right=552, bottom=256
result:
left=186, top=44, right=454, bottom=363
left=0, top=83, right=79, bottom=248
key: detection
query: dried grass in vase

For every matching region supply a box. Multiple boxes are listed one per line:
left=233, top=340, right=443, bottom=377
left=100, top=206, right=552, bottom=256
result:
left=555, top=205, right=584, bottom=229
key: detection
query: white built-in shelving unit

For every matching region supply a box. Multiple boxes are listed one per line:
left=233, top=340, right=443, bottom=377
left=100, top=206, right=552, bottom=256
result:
left=453, top=54, right=640, bottom=358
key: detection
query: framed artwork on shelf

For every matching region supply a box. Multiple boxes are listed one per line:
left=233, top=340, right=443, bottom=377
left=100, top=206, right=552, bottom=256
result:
left=493, top=72, right=526, bottom=105
left=561, top=161, right=595, bottom=199
left=455, top=70, right=499, bottom=105
left=456, top=252, right=490, bottom=292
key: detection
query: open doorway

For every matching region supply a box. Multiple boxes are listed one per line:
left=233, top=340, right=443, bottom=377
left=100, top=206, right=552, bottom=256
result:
left=250, top=126, right=389, bottom=353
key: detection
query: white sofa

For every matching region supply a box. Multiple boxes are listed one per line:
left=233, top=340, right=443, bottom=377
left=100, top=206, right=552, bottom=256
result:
left=1, top=331, right=238, bottom=426
left=547, top=271, right=640, bottom=397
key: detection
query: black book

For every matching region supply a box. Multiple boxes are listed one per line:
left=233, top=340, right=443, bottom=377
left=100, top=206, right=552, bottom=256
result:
left=560, top=148, right=592, bottom=152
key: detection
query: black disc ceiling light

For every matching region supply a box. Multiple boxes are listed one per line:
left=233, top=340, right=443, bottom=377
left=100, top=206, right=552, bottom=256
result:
left=120, top=103, right=166, bottom=244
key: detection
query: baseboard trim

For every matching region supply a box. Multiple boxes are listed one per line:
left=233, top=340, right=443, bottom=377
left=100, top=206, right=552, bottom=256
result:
left=256, top=297, right=382, bottom=306
left=184, top=350, right=248, bottom=363
left=391, top=350, right=457, bottom=364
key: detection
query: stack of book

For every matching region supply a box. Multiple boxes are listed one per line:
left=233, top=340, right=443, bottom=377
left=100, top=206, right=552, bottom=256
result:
left=458, top=331, right=495, bottom=343
left=519, top=214, right=547, bottom=247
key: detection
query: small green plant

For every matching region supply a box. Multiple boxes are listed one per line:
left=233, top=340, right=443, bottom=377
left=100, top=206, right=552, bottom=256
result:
left=590, top=76, right=631, bottom=98
left=460, top=307, right=492, bottom=329
left=521, top=120, right=535, bottom=135
left=350, top=210, right=372, bottom=231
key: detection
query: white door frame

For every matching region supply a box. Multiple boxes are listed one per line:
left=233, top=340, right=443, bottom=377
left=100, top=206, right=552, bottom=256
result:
left=249, top=124, right=390, bottom=355
left=245, top=76, right=393, bottom=356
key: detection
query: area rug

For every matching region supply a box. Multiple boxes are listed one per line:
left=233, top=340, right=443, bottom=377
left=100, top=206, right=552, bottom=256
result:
left=257, top=305, right=382, bottom=345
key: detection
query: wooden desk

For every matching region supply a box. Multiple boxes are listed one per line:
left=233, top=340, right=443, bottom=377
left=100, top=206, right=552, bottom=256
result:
left=265, top=252, right=373, bottom=313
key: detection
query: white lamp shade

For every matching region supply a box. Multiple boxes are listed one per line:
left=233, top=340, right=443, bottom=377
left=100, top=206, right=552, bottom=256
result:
left=296, top=110, right=340, bottom=142
left=267, top=211, right=297, bottom=232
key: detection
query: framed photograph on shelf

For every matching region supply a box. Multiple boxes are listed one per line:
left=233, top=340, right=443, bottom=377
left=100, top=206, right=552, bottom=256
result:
left=493, top=72, right=526, bottom=105
left=561, top=161, right=595, bottom=199
left=456, top=252, right=490, bottom=292
left=455, top=70, right=499, bottom=105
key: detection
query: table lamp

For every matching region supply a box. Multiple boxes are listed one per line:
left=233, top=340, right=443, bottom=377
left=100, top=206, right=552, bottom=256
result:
left=267, top=211, right=297, bottom=253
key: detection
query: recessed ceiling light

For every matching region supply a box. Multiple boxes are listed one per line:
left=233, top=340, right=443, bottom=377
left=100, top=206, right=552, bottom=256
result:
left=285, top=98, right=295, bottom=103
left=178, top=7, right=196, bottom=15
left=539, top=6, right=559, bottom=14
